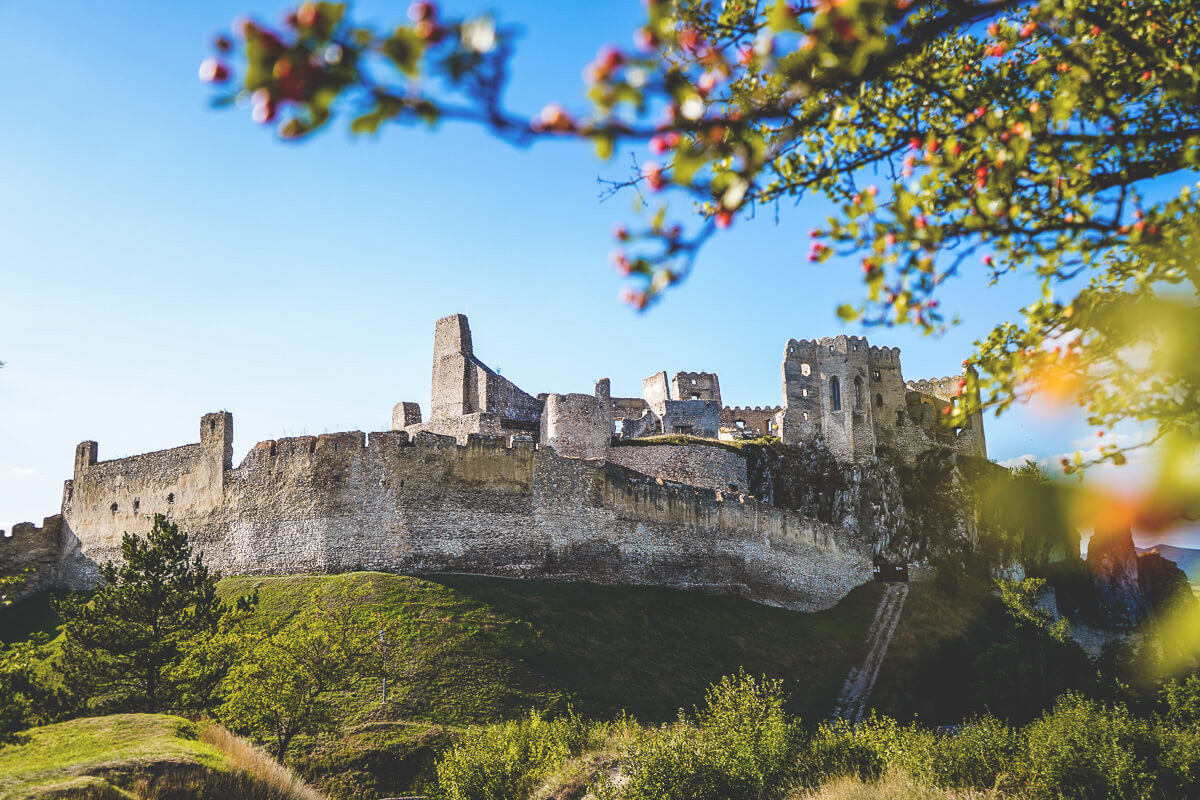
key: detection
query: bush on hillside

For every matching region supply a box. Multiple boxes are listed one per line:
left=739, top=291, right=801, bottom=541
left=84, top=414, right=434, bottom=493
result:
left=1020, top=693, right=1156, bottom=800
left=603, top=673, right=801, bottom=800
left=433, top=710, right=597, bottom=800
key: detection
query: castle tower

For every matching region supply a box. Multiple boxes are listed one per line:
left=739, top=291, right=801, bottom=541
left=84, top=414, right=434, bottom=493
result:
left=431, top=313, right=479, bottom=419
left=780, top=335, right=876, bottom=460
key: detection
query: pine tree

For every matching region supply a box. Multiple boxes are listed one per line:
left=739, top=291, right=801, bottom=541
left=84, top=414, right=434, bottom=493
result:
left=56, top=514, right=242, bottom=713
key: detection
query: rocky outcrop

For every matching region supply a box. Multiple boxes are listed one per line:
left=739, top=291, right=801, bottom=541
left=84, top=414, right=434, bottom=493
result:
left=1082, top=526, right=1197, bottom=630
left=1087, top=526, right=1148, bottom=628
left=1137, top=550, right=1196, bottom=612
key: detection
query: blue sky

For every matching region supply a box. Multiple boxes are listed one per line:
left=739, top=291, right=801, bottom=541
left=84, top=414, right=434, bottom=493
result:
left=1, top=1, right=1194, bottom=549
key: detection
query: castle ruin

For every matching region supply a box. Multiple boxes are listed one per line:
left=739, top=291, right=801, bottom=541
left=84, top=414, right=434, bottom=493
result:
left=398, top=314, right=985, bottom=465
left=2, top=315, right=984, bottom=609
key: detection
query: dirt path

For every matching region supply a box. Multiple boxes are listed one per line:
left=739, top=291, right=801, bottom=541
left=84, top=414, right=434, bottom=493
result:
left=832, top=582, right=909, bottom=723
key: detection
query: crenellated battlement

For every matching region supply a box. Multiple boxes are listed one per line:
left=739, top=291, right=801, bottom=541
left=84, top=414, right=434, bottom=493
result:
left=868, top=345, right=901, bottom=364
left=906, top=375, right=964, bottom=399
left=722, top=405, right=784, bottom=415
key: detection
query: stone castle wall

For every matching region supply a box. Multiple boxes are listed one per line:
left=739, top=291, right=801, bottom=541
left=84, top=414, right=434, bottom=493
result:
left=60, top=416, right=871, bottom=611
left=606, top=443, right=750, bottom=496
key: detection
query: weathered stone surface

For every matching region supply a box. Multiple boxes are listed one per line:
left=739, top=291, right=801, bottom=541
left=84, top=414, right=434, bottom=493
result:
left=1137, top=551, right=1196, bottom=612
left=608, top=443, right=750, bottom=495
left=60, top=419, right=872, bottom=611
left=0, top=515, right=90, bottom=599
left=1087, top=526, right=1148, bottom=628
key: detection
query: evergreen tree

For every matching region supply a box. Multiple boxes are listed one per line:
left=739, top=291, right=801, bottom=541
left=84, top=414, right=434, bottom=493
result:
left=55, top=513, right=246, bottom=713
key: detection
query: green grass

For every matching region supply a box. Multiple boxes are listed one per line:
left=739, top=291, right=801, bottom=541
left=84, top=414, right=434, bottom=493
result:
left=0, top=715, right=323, bottom=800
left=0, top=714, right=222, bottom=799
left=219, top=572, right=883, bottom=727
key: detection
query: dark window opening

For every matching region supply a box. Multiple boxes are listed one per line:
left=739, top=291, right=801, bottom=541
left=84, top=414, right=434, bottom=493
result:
left=895, top=411, right=904, bottom=426
left=872, top=369, right=881, bottom=381
left=854, top=376, right=864, bottom=410
left=110, top=502, right=118, bottom=514
left=875, top=393, right=884, bottom=408
left=830, top=376, right=842, bottom=411
left=167, top=492, right=175, bottom=504
left=132, top=499, right=140, bottom=513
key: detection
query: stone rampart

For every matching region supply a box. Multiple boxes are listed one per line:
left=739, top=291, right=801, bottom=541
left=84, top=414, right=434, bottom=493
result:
left=61, top=415, right=871, bottom=611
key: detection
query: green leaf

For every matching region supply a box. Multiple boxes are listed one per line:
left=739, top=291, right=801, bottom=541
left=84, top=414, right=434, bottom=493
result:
left=836, top=304, right=861, bottom=321
left=382, top=27, right=425, bottom=77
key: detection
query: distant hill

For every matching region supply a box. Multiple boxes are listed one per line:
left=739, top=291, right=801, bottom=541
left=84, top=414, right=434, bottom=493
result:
left=1137, top=544, right=1200, bottom=584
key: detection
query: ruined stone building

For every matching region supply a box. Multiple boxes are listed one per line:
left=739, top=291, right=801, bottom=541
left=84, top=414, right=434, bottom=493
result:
left=398, top=314, right=985, bottom=465
left=2, top=315, right=984, bottom=610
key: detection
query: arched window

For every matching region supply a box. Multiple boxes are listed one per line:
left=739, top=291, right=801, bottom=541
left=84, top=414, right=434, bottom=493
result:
left=854, top=376, right=864, bottom=410
left=830, top=376, right=842, bottom=411
left=875, top=393, right=884, bottom=408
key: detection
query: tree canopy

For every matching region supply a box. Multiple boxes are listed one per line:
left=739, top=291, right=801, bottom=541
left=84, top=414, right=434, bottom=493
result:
left=56, top=514, right=252, bottom=713
left=200, top=0, right=1199, bottom=514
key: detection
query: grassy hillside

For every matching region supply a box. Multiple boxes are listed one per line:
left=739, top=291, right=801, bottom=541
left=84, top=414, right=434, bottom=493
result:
left=2, top=573, right=884, bottom=798
left=218, top=572, right=884, bottom=726
left=0, top=714, right=320, bottom=800
left=216, top=573, right=883, bottom=798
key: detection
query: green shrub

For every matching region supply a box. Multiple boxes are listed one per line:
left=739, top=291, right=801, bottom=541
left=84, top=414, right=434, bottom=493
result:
left=919, top=716, right=1018, bottom=791
left=607, top=673, right=801, bottom=800
left=433, top=710, right=594, bottom=800
left=799, top=714, right=904, bottom=786
left=1150, top=718, right=1200, bottom=798
left=1020, top=693, right=1155, bottom=799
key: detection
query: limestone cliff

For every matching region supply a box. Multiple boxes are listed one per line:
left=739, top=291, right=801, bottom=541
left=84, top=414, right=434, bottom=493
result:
left=1087, top=526, right=1148, bottom=628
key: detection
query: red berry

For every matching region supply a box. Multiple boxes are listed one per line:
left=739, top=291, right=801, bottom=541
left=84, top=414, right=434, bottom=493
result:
left=987, top=22, right=999, bottom=37
left=408, top=1, right=436, bottom=22
left=214, top=36, right=232, bottom=52
left=251, top=89, right=276, bottom=123
left=634, top=27, right=657, bottom=52
left=298, top=3, right=320, bottom=27
left=199, top=58, right=230, bottom=83
left=983, top=254, right=994, bottom=267
left=714, top=210, right=733, bottom=229
left=614, top=225, right=630, bottom=241
left=642, top=162, right=666, bottom=191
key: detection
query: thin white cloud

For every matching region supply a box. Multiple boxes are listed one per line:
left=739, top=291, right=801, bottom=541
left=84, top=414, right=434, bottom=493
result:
left=996, top=454, right=1040, bottom=470
left=9, top=467, right=38, bottom=476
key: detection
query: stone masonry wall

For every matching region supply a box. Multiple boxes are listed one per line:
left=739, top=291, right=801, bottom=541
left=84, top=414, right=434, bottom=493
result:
left=61, top=416, right=871, bottom=611
left=606, top=443, right=750, bottom=496
left=721, top=406, right=783, bottom=437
